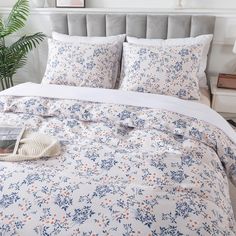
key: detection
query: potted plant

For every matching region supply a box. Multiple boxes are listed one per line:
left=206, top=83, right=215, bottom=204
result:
left=0, top=0, right=46, bottom=90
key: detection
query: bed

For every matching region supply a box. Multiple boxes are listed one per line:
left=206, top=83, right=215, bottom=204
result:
left=1, top=13, right=236, bottom=235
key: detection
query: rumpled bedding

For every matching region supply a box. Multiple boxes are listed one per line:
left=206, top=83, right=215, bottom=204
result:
left=0, top=90, right=236, bottom=235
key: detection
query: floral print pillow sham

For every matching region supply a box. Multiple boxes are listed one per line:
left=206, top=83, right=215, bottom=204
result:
left=42, top=39, right=121, bottom=88
left=120, top=43, right=203, bottom=100
left=127, top=34, right=213, bottom=88
left=52, top=32, right=126, bottom=86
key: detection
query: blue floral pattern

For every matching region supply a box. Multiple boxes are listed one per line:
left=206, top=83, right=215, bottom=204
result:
left=0, top=95, right=236, bottom=235
left=120, top=43, right=202, bottom=100
left=42, top=39, right=121, bottom=89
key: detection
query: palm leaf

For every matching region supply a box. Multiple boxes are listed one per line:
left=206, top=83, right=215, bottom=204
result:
left=9, top=33, right=46, bottom=54
left=0, top=19, right=5, bottom=49
left=9, top=54, right=28, bottom=78
left=0, top=18, right=4, bottom=32
left=0, top=48, right=15, bottom=78
left=0, top=39, right=4, bottom=50
left=0, top=0, right=45, bottom=89
left=0, top=48, right=26, bottom=79
left=0, top=33, right=46, bottom=80
left=0, top=0, right=29, bottom=38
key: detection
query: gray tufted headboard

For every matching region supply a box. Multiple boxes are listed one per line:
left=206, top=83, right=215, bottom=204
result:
left=50, top=14, right=215, bottom=39
left=33, top=13, right=215, bottom=85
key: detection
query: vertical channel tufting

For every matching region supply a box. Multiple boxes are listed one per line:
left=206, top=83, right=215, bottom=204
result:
left=106, top=14, right=126, bottom=36
left=190, top=16, right=216, bottom=37
left=167, top=15, right=191, bottom=38
left=87, top=14, right=106, bottom=36
left=126, top=15, right=147, bottom=38
left=50, top=14, right=68, bottom=35
left=63, top=13, right=215, bottom=39
left=68, top=14, right=87, bottom=36
left=146, top=15, right=168, bottom=39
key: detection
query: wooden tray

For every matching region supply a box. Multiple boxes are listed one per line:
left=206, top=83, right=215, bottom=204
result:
left=217, top=73, right=236, bottom=89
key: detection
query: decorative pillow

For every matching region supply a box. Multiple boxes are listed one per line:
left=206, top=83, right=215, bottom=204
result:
left=120, top=43, right=202, bottom=100
left=42, top=39, right=121, bottom=89
left=127, top=34, right=213, bottom=88
left=52, top=32, right=126, bottom=86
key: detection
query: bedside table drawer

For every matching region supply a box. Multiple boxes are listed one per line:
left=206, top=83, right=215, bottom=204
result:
left=212, top=95, right=236, bottom=113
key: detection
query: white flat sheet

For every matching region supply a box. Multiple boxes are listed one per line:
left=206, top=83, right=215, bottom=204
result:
left=199, top=87, right=211, bottom=107
left=1, top=82, right=235, bottom=143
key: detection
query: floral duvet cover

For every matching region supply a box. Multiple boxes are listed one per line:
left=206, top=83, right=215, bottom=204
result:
left=0, top=88, right=236, bottom=235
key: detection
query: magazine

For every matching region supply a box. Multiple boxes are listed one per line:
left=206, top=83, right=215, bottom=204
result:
left=0, top=125, right=25, bottom=155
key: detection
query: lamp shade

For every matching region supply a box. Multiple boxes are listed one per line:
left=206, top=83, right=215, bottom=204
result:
left=233, top=40, right=236, bottom=54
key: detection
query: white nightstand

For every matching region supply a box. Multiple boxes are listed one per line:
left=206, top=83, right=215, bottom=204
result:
left=210, top=76, right=236, bottom=119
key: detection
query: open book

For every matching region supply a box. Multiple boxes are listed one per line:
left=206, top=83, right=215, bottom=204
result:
left=0, top=125, right=25, bottom=155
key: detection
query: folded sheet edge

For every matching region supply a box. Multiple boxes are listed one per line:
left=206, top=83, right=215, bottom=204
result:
left=1, top=82, right=235, bottom=144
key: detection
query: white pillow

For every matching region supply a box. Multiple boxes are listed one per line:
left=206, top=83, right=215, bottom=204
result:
left=42, top=39, right=121, bottom=89
left=127, top=34, right=213, bottom=88
left=120, top=43, right=202, bottom=100
left=52, top=32, right=126, bottom=44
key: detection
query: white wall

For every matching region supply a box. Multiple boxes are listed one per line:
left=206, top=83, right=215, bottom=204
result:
left=1, top=0, right=236, bottom=9
left=85, top=0, right=236, bottom=9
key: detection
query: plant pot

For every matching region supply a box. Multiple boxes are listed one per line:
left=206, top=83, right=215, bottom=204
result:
left=0, top=77, right=14, bottom=90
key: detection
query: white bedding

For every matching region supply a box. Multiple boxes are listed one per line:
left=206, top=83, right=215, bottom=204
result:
left=1, top=82, right=234, bottom=142
left=0, top=83, right=236, bottom=235
left=199, top=87, right=211, bottom=107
